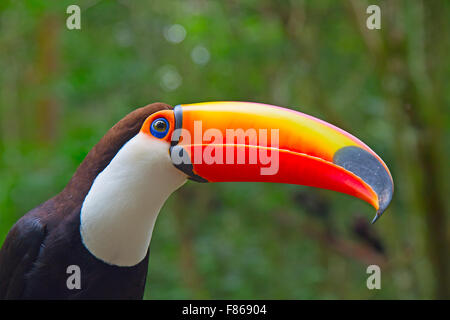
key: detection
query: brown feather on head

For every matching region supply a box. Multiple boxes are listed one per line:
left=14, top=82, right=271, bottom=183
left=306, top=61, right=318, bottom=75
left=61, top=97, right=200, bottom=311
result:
left=64, top=103, right=173, bottom=202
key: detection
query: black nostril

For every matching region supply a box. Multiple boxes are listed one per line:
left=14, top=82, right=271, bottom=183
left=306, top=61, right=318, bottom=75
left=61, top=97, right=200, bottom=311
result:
left=333, top=146, right=393, bottom=216
left=171, top=105, right=184, bottom=147
left=170, top=105, right=208, bottom=183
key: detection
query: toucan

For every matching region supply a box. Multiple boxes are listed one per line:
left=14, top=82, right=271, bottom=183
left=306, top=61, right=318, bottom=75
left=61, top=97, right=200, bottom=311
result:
left=0, top=101, right=393, bottom=299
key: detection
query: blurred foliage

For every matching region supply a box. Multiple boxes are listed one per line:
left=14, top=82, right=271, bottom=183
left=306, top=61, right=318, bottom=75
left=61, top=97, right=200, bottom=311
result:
left=0, top=0, right=449, bottom=299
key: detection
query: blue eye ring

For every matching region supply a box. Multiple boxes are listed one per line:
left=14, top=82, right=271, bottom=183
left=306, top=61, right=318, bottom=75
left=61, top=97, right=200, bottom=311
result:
left=150, top=117, right=169, bottom=139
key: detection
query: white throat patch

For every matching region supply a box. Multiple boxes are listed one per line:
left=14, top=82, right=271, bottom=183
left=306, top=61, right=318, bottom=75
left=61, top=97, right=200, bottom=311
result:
left=80, top=133, right=187, bottom=266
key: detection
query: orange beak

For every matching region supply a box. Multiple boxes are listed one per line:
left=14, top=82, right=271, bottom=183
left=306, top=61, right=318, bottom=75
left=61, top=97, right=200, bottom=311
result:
left=167, top=101, right=393, bottom=223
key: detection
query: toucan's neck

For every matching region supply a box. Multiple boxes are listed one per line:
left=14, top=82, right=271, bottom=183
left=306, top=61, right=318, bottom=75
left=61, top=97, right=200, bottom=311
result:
left=80, top=133, right=187, bottom=267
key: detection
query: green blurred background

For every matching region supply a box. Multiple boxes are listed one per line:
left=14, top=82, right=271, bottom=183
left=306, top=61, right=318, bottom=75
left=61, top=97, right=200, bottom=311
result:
left=0, top=0, right=448, bottom=299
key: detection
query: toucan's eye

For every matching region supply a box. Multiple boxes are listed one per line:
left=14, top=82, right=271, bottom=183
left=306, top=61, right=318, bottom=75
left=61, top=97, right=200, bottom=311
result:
left=150, top=118, right=169, bottom=138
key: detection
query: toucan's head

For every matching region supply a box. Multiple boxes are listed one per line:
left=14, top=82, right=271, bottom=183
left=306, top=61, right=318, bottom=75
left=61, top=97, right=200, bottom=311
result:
left=80, top=101, right=393, bottom=266
left=139, top=101, right=393, bottom=223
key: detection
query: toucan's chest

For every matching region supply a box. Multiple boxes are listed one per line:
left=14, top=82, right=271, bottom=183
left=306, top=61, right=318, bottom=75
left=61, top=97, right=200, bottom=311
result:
left=22, top=212, right=150, bottom=299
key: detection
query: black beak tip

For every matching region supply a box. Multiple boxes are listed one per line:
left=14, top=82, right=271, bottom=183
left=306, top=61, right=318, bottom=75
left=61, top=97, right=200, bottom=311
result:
left=333, top=146, right=394, bottom=224
left=372, top=185, right=394, bottom=224
left=371, top=212, right=382, bottom=224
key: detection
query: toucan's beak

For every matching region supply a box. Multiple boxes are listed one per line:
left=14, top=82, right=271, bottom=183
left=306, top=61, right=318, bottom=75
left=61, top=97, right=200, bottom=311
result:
left=169, top=101, right=393, bottom=223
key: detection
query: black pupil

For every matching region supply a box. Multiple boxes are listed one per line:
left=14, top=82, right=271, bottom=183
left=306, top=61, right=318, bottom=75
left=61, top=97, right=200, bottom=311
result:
left=154, top=120, right=166, bottom=131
